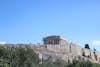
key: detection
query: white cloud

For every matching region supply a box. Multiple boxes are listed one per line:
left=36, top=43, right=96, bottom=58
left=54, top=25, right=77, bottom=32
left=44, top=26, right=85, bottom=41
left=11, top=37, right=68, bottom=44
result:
left=92, top=40, right=100, bottom=46
left=0, top=41, right=6, bottom=44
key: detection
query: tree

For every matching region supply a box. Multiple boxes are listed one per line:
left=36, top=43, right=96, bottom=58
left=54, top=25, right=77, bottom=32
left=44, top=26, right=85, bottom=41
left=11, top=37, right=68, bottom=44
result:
left=85, top=44, right=90, bottom=49
left=94, top=48, right=96, bottom=51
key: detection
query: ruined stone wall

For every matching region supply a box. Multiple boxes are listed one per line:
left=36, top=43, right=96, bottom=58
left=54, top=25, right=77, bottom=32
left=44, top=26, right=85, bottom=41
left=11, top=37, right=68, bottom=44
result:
left=70, top=42, right=78, bottom=55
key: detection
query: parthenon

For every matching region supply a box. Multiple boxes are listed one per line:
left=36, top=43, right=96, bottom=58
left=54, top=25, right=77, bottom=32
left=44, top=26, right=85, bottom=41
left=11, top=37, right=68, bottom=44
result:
left=43, top=35, right=67, bottom=45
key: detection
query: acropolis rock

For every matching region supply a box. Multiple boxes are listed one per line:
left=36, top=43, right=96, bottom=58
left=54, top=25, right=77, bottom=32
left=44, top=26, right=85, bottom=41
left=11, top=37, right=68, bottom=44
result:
left=32, top=35, right=100, bottom=63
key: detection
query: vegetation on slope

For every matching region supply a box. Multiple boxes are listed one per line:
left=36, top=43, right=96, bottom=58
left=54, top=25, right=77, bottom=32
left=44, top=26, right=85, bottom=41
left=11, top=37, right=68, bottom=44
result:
left=0, top=45, right=39, bottom=67
left=39, top=60, right=100, bottom=67
left=0, top=44, right=100, bottom=67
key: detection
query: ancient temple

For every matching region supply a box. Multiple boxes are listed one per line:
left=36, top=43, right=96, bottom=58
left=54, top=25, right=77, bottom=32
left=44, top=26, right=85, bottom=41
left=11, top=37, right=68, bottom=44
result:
left=43, top=35, right=67, bottom=45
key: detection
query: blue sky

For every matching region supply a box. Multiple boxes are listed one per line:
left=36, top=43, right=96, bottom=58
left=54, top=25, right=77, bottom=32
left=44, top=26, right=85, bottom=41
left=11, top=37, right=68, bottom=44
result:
left=0, top=0, right=100, bottom=51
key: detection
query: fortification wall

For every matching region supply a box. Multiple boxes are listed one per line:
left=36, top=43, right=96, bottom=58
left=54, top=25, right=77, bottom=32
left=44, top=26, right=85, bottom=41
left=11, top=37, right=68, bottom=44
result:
left=46, top=44, right=70, bottom=54
left=70, top=42, right=78, bottom=55
left=59, top=39, right=68, bottom=45
left=76, top=46, right=82, bottom=56
left=32, top=45, right=47, bottom=53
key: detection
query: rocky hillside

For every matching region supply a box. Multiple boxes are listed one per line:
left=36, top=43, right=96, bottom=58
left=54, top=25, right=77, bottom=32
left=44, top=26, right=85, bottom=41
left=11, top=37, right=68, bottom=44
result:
left=0, top=44, right=100, bottom=67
